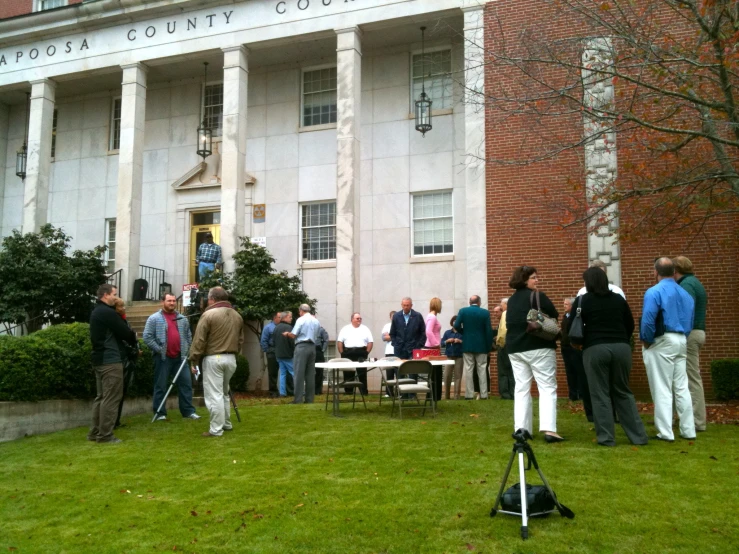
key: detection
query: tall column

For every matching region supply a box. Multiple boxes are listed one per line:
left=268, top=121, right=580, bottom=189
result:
left=116, top=63, right=147, bottom=301
left=22, top=79, right=55, bottom=234
left=220, top=46, right=249, bottom=271
left=462, top=5, right=488, bottom=305
left=335, top=27, right=362, bottom=322
left=0, top=103, right=8, bottom=233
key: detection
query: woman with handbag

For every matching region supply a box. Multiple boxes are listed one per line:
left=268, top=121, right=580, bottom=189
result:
left=506, top=265, right=564, bottom=442
left=571, top=267, right=648, bottom=446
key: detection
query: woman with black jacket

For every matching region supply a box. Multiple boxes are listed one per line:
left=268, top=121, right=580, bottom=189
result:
left=572, top=267, right=648, bottom=446
left=506, top=265, right=563, bottom=442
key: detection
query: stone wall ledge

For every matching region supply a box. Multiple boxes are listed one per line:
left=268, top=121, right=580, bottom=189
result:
left=0, top=396, right=205, bottom=443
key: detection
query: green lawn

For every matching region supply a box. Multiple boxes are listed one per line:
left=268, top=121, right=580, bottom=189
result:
left=1, top=396, right=737, bottom=553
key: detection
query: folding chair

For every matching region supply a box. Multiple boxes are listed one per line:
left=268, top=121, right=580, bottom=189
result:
left=324, top=358, right=367, bottom=411
left=391, top=360, right=436, bottom=419
left=379, top=357, right=414, bottom=406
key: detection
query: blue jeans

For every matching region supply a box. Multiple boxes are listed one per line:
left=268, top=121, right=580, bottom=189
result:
left=198, top=262, right=215, bottom=280
left=153, top=356, right=195, bottom=417
left=278, top=358, right=294, bottom=396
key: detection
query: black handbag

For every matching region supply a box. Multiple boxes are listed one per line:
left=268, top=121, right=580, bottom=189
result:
left=568, top=296, right=585, bottom=345
left=501, top=483, right=556, bottom=516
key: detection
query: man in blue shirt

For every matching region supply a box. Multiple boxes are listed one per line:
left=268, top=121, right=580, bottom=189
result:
left=259, top=312, right=282, bottom=398
left=640, top=257, right=696, bottom=442
left=282, top=304, right=320, bottom=404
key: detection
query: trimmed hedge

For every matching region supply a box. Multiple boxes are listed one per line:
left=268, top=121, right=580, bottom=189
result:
left=710, top=358, right=739, bottom=400
left=0, top=323, right=250, bottom=402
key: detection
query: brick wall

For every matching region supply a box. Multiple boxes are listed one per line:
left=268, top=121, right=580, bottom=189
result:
left=0, top=0, right=82, bottom=19
left=483, top=0, right=739, bottom=400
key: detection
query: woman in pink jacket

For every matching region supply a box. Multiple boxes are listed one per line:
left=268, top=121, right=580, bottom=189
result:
left=426, top=297, right=442, bottom=401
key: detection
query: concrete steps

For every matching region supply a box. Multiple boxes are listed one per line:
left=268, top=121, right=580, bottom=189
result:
left=125, top=301, right=160, bottom=336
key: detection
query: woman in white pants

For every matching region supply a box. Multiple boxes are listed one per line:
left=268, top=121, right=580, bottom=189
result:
left=505, top=265, right=564, bottom=443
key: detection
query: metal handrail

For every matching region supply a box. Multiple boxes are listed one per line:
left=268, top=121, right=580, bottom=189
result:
left=139, top=265, right=166, bottom=301
left=106, top=268, right=122, bottom=292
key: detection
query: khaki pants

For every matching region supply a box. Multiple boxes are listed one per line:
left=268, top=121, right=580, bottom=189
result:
left=443, top=357, right=463, bottom=399
left=89, top=363, right=124, bottom=442
left=203, top=354, right=236, bottom=436
left=463, top=352, right=489, bottom=399
left=686, top=330, right=706, bottom=431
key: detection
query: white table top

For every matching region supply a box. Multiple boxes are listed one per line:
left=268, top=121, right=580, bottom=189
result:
left=315, top=359, right=455, bottom=369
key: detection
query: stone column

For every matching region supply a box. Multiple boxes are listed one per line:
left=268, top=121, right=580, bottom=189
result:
left=22, top=79, right=56, bottom=234
left=220, top=46, right=249, bottom=271
left=116, top=63, right=147, bottom=301
left=462, top=5, right=488, bottom=305
left=0, top=103, right=8, bottom=233
left=335, top=27, right=362, bottom=322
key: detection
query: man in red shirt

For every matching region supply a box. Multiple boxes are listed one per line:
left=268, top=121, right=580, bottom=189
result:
left=143, top=293, right=199, bottom=420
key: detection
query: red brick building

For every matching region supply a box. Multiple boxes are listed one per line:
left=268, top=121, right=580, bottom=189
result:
left=0, top=0, right=82, bottom=20
left=483, top=0, right=738, bottom=399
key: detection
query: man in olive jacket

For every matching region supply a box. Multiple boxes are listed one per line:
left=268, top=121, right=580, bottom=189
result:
left=456, top=295, right=494, bottom=400
left=88, top=284, right=137, bottom=444
left=673, top=256, right=708, bottom=432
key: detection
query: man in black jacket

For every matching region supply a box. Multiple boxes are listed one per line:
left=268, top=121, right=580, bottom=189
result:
left=87, top=284, right=137, bottom=444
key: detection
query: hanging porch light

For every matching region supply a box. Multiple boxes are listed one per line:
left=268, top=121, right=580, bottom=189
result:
left=16, top=92, right=30, bottom=179
left=414, top=26, right=432, bottom=137
left=196, top=62, right=213, bottom=159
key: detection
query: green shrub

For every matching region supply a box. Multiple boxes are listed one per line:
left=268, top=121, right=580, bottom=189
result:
left=231, top=354, right=250, bottom=392
left=128, top=341, right=156, bottom=398
left=35, top=323, right=95, bottom=399
left=711, top=358, right=739, bottom=400
left=0, top=335, right=69, bottom=401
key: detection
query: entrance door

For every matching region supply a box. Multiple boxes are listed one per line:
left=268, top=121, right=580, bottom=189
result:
left=190, top=211, right=221, bottom=283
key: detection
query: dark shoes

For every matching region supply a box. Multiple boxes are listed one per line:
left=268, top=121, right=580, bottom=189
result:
left=544, top=434, right=566, bottom=444
left=650, top=435, right=674, bottom=443
left=97, top=437, right=122, bottom=444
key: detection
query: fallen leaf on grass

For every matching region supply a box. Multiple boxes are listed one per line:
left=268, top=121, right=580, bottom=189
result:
left=206, top=510, right=212, bottom=515
left=680, top=451, right=688, bottom=454
left=405, top=469, right=414, bottom=474
left=9, top=548, right=18, bottom=551
left=303, top=492, right=308, bottom=495
left=253, top=514, right=264, bottom=519
left=421, top=421, right=427, bottom=425
left=470, top=414, right=479, bottom=418
left=329, top=458, right=334, bottom=462
left=709, top=456, right=718, bottom=461
left=120, top=490, right=130, bottom=494
left=294, top=503, right=304, bottom=509
left=457, top=513, right=463, bottom=518
left=479, top=450, right=484, bottom=454
left=190, top=511, right=198, bottom=516
left=466, top=543, right=475, bottom=551
left=137, top=495, right=143, bottom=498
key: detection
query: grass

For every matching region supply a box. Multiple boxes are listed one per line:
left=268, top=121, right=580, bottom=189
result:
left=1, top=395, right=737, bottom=553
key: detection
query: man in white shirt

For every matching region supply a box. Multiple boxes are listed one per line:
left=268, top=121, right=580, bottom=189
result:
left=577, top=260, right=626, bottom=299
left=337, top=313, right=374, bottom=395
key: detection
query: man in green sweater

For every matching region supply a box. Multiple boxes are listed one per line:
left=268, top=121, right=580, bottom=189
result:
left=673, top=256, right=708, bottom=432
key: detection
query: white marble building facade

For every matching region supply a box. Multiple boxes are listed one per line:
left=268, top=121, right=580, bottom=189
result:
left=0, top=0, right=488, bottom=370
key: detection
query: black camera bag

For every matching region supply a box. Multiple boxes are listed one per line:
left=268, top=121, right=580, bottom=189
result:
left=501, top=483, right=555, bottom=516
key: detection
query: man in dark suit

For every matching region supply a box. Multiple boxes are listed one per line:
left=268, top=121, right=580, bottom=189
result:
left=456, top=295, right=494, bottom=400
left=389, top=297, right=426, bottom=359
left=388, top=297, right=426, bottom=394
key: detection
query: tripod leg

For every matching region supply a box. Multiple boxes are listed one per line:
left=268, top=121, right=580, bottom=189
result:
left=151, top=357, right=189, bottom=423
left=518, top=452, right=529, bottom=540
left=490, top=446, right=517, bottom=516
left=229, top=391, right=241, bottom=423
left=535, top=466, right=575, bottom=519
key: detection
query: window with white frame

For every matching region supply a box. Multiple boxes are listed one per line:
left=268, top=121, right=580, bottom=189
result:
left=109, top=97, right=121, bottom=151
left=411, top=48, right=453, bottom=110
left=35, top=0, right=66, bottom=11
left=412, top=191, right=453, bottom=255
left=104, top=219, right=116, bottom=273
left=51, top=109, right=58, bottom=158
left=203, top=83, right=224, bottom=137
left=302, top=67, right=337, bottom=127
left=301, top=202, right=336, bottom=261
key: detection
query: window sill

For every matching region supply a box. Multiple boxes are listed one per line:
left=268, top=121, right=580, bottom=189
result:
left=107, top=149, right=120, bottom=156
left=300, top=260, right=337, bottom=269
left=409, top=254, right=455, bottom=264
left=299, top=122, right=337, bottom=133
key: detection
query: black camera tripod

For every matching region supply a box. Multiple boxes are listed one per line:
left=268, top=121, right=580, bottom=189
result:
left=490, top=429, right=574, bottom=539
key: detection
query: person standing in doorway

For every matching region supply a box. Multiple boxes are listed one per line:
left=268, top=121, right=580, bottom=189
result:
left=196, top=232, right=222, bottom=280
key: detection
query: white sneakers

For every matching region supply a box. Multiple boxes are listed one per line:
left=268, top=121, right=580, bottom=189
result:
left=154, top=415, right=167, bottom=421
left=186, top=413, right=201, bottom=420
